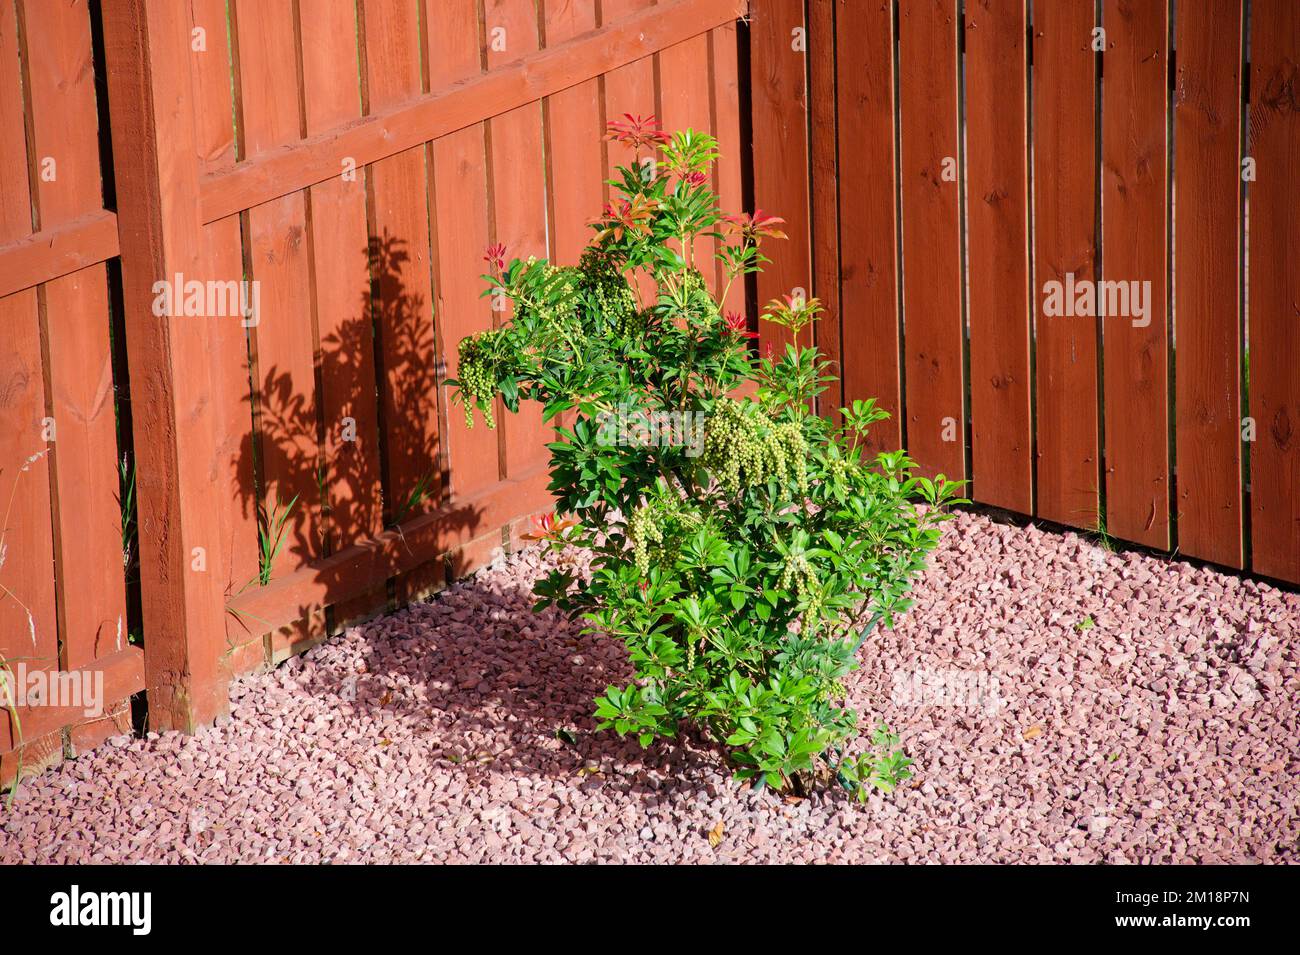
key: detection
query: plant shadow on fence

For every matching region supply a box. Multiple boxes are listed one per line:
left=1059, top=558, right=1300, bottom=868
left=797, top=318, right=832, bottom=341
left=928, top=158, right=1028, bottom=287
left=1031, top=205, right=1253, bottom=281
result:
left=221, top=227, right=722, bottom=791
left=225, top=231, right=486, bottom=641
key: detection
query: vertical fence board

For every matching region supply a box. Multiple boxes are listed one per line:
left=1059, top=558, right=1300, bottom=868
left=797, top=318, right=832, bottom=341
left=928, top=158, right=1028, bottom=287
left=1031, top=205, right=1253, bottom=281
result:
left=0, top=0, right=58, bottom=686
left=542, top=2, right=603, bottom=265
left=1247, top=0, right=1300, bottom=581
left=486, top=0, right=550, bottom=482
left=659, top=35, right=713, bottom=133
left=1173, top=0, right=1243, bottom=567
left=426, top=0, right=499, bottom=502
left=234, top=0, right=325, bottom=654
left=835, top=0, right=901, bottom=453
left=602, top=0, right=658, bottom=184
left=898, top=0, right=964, bottom=480
left=0, top=295, right=56, bottom=671
left=1032, top=0, right=1098, bottom=529
left=24, top=0, right=126, bottom=667
left=602, top=0, right=660, bottom=314
left=965, top=0, right=1032, bottom=513
left=749, top=0, right=812, bottom=354
left=807, top=0, right=841, bottom=414
left=189, top=0, right=260, bottom=621
left=301, top=0, right=380, bottom=552
left=300, top=0, right=386, bottom=625
left=363, top=0, right=440, bottom=508
left=1100, top=0, right=1170, bottom=549
left=362, top=0, right=442, bottom=599
left=659, top=25, right=717, bottom=296
left=710, top=20, right=747, bottom=318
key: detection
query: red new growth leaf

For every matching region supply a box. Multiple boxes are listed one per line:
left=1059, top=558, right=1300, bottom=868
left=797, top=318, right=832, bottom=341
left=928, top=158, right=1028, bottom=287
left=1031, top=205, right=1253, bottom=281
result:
left=606, top=113, right=670, bottom=152
left=723, top=209, right=787, bottom=245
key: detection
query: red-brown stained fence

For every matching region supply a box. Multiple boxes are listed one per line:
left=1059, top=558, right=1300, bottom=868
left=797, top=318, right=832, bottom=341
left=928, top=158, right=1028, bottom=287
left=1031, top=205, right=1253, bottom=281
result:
left=753, top=0, right=1299, bottom=582
left=3, top=0, right=1296, bottom=788
left=1249, top=0, right=1300, bottom=583
left=0, top=0, right=139, bottom=784
left=1, top=0, right=748, bottom=787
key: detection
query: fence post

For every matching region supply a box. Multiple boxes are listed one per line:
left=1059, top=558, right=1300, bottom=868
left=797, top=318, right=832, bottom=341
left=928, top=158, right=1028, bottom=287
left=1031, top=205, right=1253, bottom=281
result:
left=101, top=0, right=231, bottom=730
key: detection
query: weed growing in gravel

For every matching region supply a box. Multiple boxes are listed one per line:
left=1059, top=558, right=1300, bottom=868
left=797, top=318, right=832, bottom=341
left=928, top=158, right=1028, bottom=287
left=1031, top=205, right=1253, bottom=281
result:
left=450, top=121, right=963, bottom=798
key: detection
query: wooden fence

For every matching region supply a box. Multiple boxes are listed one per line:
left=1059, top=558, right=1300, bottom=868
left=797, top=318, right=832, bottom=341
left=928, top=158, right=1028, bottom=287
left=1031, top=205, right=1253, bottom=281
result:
left=749, top=0, right=1299, bottom=582
left=3, top=0, right=1296, bottom=788
left=0, top=0, right=746, bottom=786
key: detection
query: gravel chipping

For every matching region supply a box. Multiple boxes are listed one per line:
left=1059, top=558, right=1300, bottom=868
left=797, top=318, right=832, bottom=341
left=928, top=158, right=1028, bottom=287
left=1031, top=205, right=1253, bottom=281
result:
left=3, top=510, right=1298, bottom=864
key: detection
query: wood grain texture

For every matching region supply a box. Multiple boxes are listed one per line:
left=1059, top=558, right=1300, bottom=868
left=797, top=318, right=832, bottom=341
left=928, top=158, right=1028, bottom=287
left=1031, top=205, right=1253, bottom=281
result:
left=486, top=0, right=550, bottom=480
left=198, top=0, right=746, bottom=224
left=427, top=0, right=500, bottom=499
left=1033, top=0, right=1099, bottom=528
left=0, top=0, right=58, bottom=682
left=543, top=1, right=604, bottom=265
left=299, top=0, right=386, bottom=625
left=4, top=646, right=142, bottom=743
left=1247, top=0, right=1300, bottom=581
left=898, top=0, right=964, bottom=481
left=235, top=0, right=323, bottom=585
left=228, top=466, right=553, bottom=632
left=1101, top=0, right=1169, bottom=548
left=1173, top=0, right=1242, bottom=567
left=659, top=23, right=717, bottom=296
left=23, top=0, right=126, bottom=669
left=361, top=0, right=443, bottom=603
left=965, top=0, right=1031, bottom=513
left=835, top=0, right=901, bottom=454
left=301, top=0, right=381, bottom=553
left=749, top=0, right=812, bottom=356
left=600, top=0, right=659, bottom=309
left=807, top=0, right=841, bottom=416
left=601, top=0, right=658, bottom=186
left=103, top=0, right=236, bottom=728
left=710, top=21, right=747, bottom=319
left=189, top=0, right=260, bottom=613
left=234, top=0, right=329, bottom=653
left=0, top=210, right=119, bottom=298
left=363, top=0, right=440, bottom=513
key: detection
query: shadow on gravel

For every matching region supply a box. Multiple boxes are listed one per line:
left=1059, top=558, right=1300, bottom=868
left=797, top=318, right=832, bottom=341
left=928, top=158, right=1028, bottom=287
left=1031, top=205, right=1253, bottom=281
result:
left=290, top=567, right=730, bottom=802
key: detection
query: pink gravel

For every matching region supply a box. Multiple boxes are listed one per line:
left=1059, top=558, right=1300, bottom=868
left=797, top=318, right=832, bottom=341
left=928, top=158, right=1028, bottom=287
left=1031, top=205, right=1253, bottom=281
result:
left=2, top=510, right=1297, bottom=864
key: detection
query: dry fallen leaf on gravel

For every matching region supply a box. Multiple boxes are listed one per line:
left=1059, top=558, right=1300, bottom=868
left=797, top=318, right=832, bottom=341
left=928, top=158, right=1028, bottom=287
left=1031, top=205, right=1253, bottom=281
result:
left=1023, top=725, right=1043, bottom=740
left=708, top=821, right=725, bottom=847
